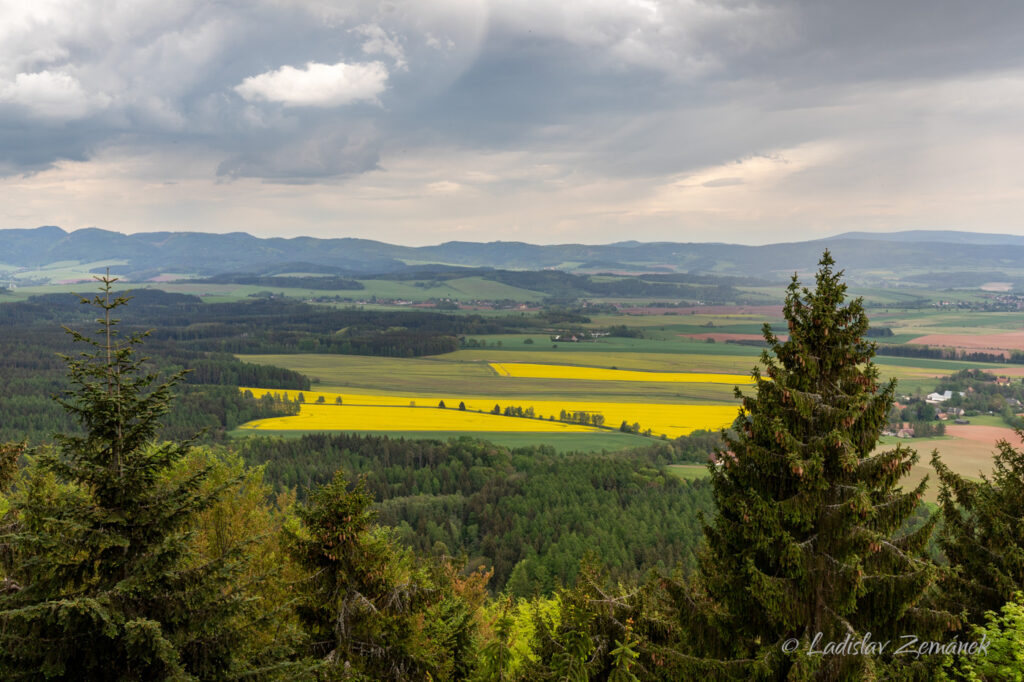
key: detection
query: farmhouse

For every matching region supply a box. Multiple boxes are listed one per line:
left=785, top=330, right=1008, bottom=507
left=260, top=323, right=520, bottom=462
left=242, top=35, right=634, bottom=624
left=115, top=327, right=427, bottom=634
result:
left=925, top=390, right=965, bottom=404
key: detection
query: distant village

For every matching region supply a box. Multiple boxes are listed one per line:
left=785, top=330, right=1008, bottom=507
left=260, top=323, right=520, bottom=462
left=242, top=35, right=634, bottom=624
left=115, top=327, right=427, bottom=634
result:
left=884, top=370, right=1024, bottom=438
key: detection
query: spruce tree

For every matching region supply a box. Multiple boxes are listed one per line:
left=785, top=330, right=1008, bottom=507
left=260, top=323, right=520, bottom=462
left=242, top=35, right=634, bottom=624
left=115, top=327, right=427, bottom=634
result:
left=0, top=276, right=250, bottom=680
left=286, top=468, right=483, bottom=680
left=697, top=252, right=949, bottom=679
left=933, top=433, right=1024, bottom=624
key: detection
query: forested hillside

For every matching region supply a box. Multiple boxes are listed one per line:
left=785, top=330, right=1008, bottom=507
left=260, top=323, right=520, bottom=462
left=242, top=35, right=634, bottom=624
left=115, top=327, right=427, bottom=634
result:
left=0, top=289, right=555, bottom=441
left=0, top=290, right=309, bottom=441
left=238, top=433, right=713, bottom=594
left=2, top=257, right=1024, bottom=680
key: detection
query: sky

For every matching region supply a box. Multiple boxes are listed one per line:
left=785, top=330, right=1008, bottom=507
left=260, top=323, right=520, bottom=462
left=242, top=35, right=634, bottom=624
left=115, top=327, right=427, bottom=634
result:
left=2, top=0, right=1024, bottom=246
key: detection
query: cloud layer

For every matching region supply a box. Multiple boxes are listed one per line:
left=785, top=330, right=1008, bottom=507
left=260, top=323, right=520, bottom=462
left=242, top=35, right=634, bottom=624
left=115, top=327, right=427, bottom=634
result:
left=235, top=61, right=388, bottom=107
left=2, top=0, right=1024, bottom=244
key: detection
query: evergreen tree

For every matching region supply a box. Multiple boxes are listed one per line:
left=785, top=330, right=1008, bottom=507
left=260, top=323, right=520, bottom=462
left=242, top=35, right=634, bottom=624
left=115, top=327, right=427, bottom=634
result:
left=0, top=275, right=252, bottom=680
left=520, top=563, right=648, bottom=681
left=286, top=468, right=483, bottom=680
left=696, top=252, right=949, bottom=679
left=933, top=432, right=1024, bottom=623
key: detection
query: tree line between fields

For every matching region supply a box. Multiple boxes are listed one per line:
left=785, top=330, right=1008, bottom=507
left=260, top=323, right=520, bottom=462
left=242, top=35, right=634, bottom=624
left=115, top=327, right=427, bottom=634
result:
left=3, top=257, right=1024, bottom=679
left=728, top=332, right=1024, bottom=365
left=180, top=266, right=768, bottom=304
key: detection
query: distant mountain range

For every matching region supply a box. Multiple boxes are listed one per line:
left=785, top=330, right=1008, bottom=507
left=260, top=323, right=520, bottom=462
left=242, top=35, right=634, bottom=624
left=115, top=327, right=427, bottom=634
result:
left=830, top=230, right=1024, bottom=246
left=2, top=226, right=1024, bottom=284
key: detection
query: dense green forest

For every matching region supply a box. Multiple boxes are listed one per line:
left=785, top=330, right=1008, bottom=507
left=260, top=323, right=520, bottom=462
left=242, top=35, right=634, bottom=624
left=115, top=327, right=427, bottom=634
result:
left=0, top=289, right=538, bottom=357
left=0, top=291, right=310, bottom=442
left=0, top=288, right=549, bottom=441
left=3, top=258, right=1024, bottom=680
left=237, top=434, right=713, bottom=594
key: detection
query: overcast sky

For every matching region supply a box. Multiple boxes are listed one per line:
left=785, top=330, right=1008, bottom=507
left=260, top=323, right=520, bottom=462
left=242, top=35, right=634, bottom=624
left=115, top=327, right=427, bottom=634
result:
left=2, top=0, right=1024, bottom=245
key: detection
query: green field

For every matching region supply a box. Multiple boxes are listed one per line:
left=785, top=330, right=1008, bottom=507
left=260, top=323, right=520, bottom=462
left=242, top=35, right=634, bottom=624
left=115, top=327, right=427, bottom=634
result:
left=666, top=464, right=712, bottom=480
left=239, top=307, right=1019, bottom=469
left=11, top=267, right=1020, bottom=472
left=353, top=276, right=545, bottom=301
left=240, top=353, right=743, bottom=404
left=1, top=259, right=128, bottom=284
left=7, top=276, right=546, bottom=305
left=228, top=428, right=652, bottom=452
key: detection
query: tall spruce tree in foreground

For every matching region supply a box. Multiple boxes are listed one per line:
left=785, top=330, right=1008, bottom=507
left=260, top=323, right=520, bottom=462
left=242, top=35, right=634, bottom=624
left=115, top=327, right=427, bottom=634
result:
left=0, top=276, right=249, bottom=679
left=933, top=434, right=1024, bottom=624
left=697, top=252, right=950, bottom=680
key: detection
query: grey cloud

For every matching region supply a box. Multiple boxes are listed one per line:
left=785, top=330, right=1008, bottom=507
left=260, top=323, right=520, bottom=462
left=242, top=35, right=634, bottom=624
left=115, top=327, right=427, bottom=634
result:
left=1, top=0, right=1023, bottom=189
left=216, top=123, right=381, bottom=180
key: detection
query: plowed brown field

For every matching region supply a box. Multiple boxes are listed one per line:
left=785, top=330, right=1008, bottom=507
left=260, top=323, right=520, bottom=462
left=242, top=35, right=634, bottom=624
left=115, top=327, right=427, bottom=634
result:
left=894, top=423, right=1019, bottom=501
left=906, top=332, right=1024, bottom=355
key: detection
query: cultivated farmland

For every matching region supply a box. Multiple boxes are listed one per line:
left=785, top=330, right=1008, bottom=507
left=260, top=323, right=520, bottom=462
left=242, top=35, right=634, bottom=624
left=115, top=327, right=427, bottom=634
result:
left=489, top=362, right=755, bottom=384
left=239, top=387, right=739, bottom=439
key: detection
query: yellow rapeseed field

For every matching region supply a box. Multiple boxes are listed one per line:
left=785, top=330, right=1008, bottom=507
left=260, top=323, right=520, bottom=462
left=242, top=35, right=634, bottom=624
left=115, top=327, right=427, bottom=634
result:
left=242, top=403, right=600, bottom=432
left=240, top=388, right=738, bottom=438
left=489, top=362, right=754, bottom=385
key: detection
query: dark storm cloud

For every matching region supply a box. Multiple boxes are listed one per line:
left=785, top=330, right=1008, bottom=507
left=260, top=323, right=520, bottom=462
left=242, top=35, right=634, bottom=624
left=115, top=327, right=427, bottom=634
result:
left=3, top=0, right=1022, bottom=181
left=3, top=0, right=1024, bottom=246
left=757, top=0, right=1024, bottom=84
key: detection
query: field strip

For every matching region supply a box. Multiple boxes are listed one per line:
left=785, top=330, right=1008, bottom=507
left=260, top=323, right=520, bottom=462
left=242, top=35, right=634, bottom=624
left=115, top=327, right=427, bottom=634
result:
left=240, top=403, right=601, bottom=433
left=487, top=362, right=754, bottom=385
left=240, top=387, right=739, bottom=438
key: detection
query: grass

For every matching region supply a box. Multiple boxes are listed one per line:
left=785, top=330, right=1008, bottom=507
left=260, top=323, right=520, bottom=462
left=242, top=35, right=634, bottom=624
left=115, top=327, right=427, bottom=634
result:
left=353, top=276, right=545, bottom=302
left=7, top=259, right=128, bottom=284
left=228, top=429, right=652, bottom=452
left=584, top=313, right=782, bottom=328
left=874, top=356, right=1009, bottom=372
left=955, top=414, right=1011, bottom=428
left=462, top=335, right=711, bottom=354
left=240, top=354, right=744, bottom=403
left=666, top=464, right=712, bottom=480
left=876, top=425, right=1014, bottom=502
left=437, top=349, right=763, bottom=373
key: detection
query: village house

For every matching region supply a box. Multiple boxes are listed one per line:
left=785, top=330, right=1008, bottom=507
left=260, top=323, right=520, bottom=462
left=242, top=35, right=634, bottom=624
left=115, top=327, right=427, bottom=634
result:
left=925, top=390, right=965, bottom=404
